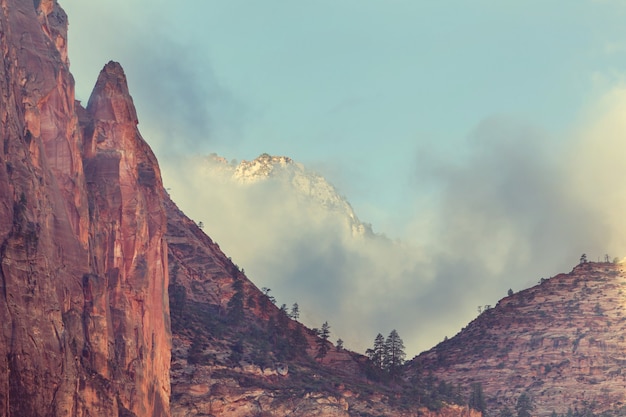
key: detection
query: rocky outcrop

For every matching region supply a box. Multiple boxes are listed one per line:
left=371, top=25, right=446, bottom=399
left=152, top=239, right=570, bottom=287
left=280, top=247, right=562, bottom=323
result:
left=0, top=1, right=170, bottom=415
left=411, top=262, right=626, bottom=416
left=0, top=1, right=88, bottom=415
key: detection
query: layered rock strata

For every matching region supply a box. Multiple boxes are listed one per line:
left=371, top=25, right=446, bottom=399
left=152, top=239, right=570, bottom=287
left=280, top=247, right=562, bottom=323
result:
left=80, top=61, right=171, bottom=417
left=412, top=262, right=626, bottom=416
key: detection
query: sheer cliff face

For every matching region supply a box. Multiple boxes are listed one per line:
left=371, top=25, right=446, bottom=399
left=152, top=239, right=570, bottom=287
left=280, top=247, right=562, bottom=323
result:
left=80, top=62, right=171, bottom=416
left=0, top=1, right=170, bottom=416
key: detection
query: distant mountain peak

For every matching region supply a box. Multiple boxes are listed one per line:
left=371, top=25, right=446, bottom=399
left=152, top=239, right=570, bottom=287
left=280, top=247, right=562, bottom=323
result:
left=234, top=152, right=295, bottom=182
left=205, top=152, right=373, bottom=236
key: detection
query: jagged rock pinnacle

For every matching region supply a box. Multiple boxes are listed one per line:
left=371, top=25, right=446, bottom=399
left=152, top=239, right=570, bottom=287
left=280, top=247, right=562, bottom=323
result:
left=86, top=61, right=138, bottom=124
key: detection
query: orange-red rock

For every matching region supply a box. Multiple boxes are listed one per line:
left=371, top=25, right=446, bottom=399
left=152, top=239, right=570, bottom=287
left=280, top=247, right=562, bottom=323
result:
left=81, top=61, right=171, bottom=417
left=0, top=1, right=170, bottom=416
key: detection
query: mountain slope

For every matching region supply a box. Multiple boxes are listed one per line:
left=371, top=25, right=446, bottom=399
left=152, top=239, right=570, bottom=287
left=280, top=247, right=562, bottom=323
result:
left=163, top=151, right=440, bottom=356
left=165, top=196, right=456, bottom=416
left=410, top=261, right=626, bottom=416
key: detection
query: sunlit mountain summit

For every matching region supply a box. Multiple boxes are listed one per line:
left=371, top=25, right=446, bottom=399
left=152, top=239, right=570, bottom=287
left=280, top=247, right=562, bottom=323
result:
left=200, top=152, right=374, bottom=237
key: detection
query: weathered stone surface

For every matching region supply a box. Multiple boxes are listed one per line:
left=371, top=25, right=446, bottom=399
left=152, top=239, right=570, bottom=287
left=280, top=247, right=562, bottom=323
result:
left=412, top=262, right=626, bottom=416
left=0, top=1, right=88, bottom=415
left=0, top=1, right=170, bottom=415
left=81, top=61, right=171, bottom=417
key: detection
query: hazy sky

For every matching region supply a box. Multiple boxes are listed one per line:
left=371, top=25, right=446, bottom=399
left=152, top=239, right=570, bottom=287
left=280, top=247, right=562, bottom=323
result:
left=61, top=0, right=626, bottom=356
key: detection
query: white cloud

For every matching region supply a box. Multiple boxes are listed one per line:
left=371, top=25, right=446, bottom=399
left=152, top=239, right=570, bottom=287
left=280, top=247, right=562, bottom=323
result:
left=162, top=84, right=626, bottom=358
left=62, top=0, right=626, bottom=358
left=162, top=156, right=437, bottom=356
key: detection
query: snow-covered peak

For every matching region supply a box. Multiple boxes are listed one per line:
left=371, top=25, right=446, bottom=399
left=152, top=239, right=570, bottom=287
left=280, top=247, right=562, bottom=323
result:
left=234, top=153, right=295, bottom=183
left=204, top=152, right=372, bottom=237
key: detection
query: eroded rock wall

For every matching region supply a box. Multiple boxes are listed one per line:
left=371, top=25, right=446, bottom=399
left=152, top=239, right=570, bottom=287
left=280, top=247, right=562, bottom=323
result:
left=0, top=1, right=171, bottom=415
left=81, top=61, right=171, bottom=417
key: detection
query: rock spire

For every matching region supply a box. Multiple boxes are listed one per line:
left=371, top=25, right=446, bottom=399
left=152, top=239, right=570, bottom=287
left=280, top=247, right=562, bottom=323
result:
left=0, top=1, right=171, bottom=415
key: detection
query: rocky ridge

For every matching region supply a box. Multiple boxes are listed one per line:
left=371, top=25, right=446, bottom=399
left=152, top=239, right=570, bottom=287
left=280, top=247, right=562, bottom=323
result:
left=164, top=196, right=450, bottom=417
left=411, top=261, right=626, bottom=416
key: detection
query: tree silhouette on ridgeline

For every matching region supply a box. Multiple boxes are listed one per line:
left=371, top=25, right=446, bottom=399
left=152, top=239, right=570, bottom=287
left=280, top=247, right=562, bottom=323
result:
left=366, top=330, right=406, bottom=381
left=316, top=321, right=331, bottom=360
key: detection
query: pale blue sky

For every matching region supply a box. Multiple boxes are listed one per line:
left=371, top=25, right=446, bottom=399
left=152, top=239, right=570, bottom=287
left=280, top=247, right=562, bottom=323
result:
left=63, top=0, right=626, bottom=237
left=61, top=1, right=626, bottom=354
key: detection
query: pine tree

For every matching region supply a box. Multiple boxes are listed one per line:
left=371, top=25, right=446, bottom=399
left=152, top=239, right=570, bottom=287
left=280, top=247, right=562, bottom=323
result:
left=227, top=279, right=244, bottom=323
left=384, top=329, right=406, bottom=378
left=259, top=287, right=276, bottom=315
left=316, top=321, right=331, bottom=360
left=366, top=333, right=386, bottom=369
left=515, top=393, right=533, bottom=417
left=277, top=304, right=290, bottom=331
left=290, top=302, right=300, bottom=320
left=468, top=382, right=487, bottom=415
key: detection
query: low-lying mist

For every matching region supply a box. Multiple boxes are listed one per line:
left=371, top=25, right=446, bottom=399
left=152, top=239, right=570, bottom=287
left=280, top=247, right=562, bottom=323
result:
left=161, top=86, right=626, bottom=358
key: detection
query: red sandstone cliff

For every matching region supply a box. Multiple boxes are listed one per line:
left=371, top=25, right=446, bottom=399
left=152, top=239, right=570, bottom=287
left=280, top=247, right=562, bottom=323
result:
left=0, top=1, right=170, bottom=415
left=79, top=61, right=171, bottom=417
